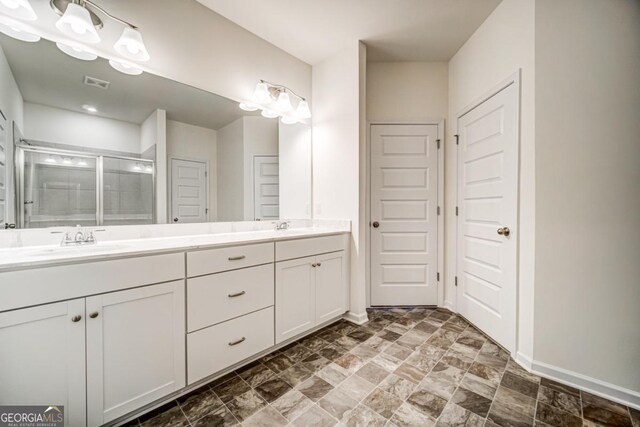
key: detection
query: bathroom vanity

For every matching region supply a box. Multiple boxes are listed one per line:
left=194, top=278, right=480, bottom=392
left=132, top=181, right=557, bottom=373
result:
left=0, top=223, right=350, bottom=426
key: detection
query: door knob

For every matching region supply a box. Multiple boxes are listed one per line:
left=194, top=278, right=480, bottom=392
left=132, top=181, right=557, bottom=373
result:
left=173, top=218, right=178, bottom=222
left=71, top=315, right=82, bottom=323
left=497, top=227, right=511, bottom=237
left=89, top=312, right=99, bottom=319
left=372, top=221, right=380, bottom=228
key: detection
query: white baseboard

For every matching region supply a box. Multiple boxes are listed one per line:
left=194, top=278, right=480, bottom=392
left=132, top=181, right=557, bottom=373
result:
left=515, top=351, right=533, bottom=370
left=344, top=311, right=369, bottom=325
left=530, top=359, right=640, bottom=411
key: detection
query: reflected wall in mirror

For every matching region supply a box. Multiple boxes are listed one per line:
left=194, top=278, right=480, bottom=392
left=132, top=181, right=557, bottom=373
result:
left=0, top=33, right=311, bottom=229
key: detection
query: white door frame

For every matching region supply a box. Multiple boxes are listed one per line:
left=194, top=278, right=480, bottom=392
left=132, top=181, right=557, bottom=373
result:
left=169, top=156, right=209, bottom=222
left=454, top=70, right=521, bottom=355
left=366, top=120, right=445, bottom=307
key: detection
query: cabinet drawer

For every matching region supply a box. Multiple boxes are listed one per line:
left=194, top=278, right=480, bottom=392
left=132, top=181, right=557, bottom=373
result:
left=187, top=243, right=274, bottom=277
left=187, top=264, right=274, bottom=332
left=187, top=307, right=274, bottom=384
left=276, top=234, right=347, bottom=262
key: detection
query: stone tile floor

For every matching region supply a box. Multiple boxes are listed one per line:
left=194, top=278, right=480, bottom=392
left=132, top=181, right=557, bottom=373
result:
left=126, top=307, right=640, bottom=427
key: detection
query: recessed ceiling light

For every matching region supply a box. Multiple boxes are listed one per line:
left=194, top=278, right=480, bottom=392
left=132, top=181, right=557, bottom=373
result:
left=45, top=156, right=56, bottom=163
left=82, top=104, right=97, bottom=113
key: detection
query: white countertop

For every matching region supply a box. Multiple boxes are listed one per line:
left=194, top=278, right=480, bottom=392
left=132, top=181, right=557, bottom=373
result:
left=0, top=226, right=349, bottom=272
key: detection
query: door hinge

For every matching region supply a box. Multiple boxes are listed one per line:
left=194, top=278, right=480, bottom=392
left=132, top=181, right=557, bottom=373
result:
left=455, top=206, right=459, bottom=216
left=437, top=206, right=441, bottom=216
left=454, top=134, right=459, bottom=145
left=205, top=208, right=209, bottom=214
left=436, top=139, right=441, bottom=149
left=455, top=276, right=458, bottom=287
left=437, top=272, right=440, bottom=282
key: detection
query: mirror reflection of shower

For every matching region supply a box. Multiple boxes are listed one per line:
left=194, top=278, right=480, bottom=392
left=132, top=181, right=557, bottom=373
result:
left=17, top=144, right=155, bottom=229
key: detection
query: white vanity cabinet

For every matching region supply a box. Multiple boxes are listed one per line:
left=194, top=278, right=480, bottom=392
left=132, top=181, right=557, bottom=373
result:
left=0, top=281, right=185, bottom=427
left=275, top=235, right=349, bottom=344
left=0, top=299, right=87, bottom=427
left=86, top=281, right=185, bottom=426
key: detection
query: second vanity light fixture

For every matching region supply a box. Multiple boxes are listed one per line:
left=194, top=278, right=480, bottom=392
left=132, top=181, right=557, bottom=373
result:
left=240, top=81, right=311, bottom=124
left=0, top=0, right=150, bottom=75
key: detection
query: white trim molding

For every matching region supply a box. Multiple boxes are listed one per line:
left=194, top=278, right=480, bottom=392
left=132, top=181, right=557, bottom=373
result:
left=343, top=311, right=369, bottom=325
left=530, top=359, right=640, bottom=411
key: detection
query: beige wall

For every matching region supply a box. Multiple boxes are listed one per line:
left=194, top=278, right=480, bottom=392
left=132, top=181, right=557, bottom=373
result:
left=367, top=62, right=448, bottom=121
left=534, top=0, right=640, bottom=396
left=166, top=120, right=217, bottom=220
left=447, top=0, right=536, bottom=360
left=216, top=118, right=244, bottom=222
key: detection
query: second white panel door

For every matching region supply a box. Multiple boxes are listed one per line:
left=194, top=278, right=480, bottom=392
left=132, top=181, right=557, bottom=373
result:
left=254, top=155, right=279, bottom=220
left=370, top=124, right=439, bottom=306
left=171, top=158, right=207, bottom=223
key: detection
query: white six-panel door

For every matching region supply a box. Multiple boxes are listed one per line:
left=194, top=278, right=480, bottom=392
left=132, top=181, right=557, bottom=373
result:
left=457, top=82, right=518, bottom=353
left=371, top=124, right=439, bottom=306
left=171, top=158, right=207, bottom=223
left=254, top=155, right=279, bottom=220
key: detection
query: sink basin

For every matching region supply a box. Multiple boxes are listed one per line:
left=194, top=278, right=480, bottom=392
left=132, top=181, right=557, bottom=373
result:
left=24, top=244, right=129, bottom=257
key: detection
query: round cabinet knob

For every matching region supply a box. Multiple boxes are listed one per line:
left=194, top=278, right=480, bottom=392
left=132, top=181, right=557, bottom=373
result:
left=89, top=312, right=99, bottom=319
left=497, top=227, right=511, bottom=237
left=372, top=221, right=380, bottom=228
left=71, top=315, right=82, bottom=323
left=173, top=218, right=179, bottom=222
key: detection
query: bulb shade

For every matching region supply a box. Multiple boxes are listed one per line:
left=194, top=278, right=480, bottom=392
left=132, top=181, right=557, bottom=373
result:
left=57, top=42, right=97, bottom=61
left=261, top=109, right=279, bottom=119
left=280, top=115, right=298, bottom=125
left=56, top=3, right=100, bottom=44
left=0, top=0, right=36, bottom=21
left=114, top=27, right=150, bottom=61
left=239, top=102, right=258, bottom=112
left=275, top=92, right=293, bottom=112
left=251, top=82, right=271, bottom=104
left=109, top=59, right=143, bottom=75
left=294, top=100, right=311, bottom=119
left=0, top=16, right=39, bottom=42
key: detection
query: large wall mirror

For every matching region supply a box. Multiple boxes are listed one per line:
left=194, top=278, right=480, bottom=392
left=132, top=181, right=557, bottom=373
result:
left=0, top=34, right=311, bottom=229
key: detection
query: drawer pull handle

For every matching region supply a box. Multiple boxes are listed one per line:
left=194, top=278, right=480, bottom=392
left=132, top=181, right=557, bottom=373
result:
left=228, top=255, right=246, bottom=261
left=228, top=291, right=246, bottom=298
left=228, top=337, right=246, bottom=346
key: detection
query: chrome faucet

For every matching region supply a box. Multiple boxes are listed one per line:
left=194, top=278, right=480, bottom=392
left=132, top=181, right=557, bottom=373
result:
left=274, top=220, right=290, bottom=231
left=61, top=226, right=100, bottom=246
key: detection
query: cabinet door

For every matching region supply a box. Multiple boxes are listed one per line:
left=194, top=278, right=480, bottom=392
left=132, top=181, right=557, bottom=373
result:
left=86, top=281, right=185, bottom=426
left=0, top=299, right=86, bottom=427
left=275, top=256, right=316, bottom=344
left=315, top=251, right=347, bottom=324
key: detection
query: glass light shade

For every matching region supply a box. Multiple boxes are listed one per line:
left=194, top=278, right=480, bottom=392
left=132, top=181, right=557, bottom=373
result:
left=109, top=59, right=143, bottom=75
left=239, top=102, right=258, bottom=112
left=57, top=42, right=97, bottom=61
left=261, top=109, right=279, bottom=119
left=275, top=92, right=293, bottom=112
left=114, top=27, right=150, bottom=61
left=251, top=82, right=271, bottom=104
left=0, top=0, right=36, bottom=21
left=281, top=115, right=298, bottom=125
left=55, top=3, right=100, bottom=44
left=294, top=100, right=311, bottom=119
left=0, top=16, right=39, bottom=42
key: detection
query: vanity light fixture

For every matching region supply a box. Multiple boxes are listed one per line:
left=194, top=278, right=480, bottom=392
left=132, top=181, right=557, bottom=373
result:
left=55, top=2, right=101, bottom=44
left=58, top=42, right=97, bottom=61
left=0, top=0, right=36, bottom=21
left=0, top=15, right=39, bottom=42
left=241, top=80, right=311, bottom=124
left=49, top=0, right=150, bottom=71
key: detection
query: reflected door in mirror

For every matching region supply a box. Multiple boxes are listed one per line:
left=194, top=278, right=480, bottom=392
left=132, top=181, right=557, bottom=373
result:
left=171, top=159, right=207, bottom=223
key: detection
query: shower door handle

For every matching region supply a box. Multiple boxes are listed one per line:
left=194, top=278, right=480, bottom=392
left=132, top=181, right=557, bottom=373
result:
left=24, top=201, right=34, bottom=205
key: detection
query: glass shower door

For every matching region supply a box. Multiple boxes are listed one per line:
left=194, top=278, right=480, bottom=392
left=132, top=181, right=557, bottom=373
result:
left=22, top=150, right=98, bottom=228
left=102, top=157, right=154, bottom=226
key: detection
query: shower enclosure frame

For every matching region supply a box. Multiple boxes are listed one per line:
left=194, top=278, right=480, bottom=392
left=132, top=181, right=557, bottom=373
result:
left=15, top=144, right=156, bottom=228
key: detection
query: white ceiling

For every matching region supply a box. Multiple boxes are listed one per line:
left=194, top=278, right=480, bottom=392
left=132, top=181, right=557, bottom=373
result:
left=196, top=0, right=502, bottom=64
left=0, top=35, right=248, bottom=129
